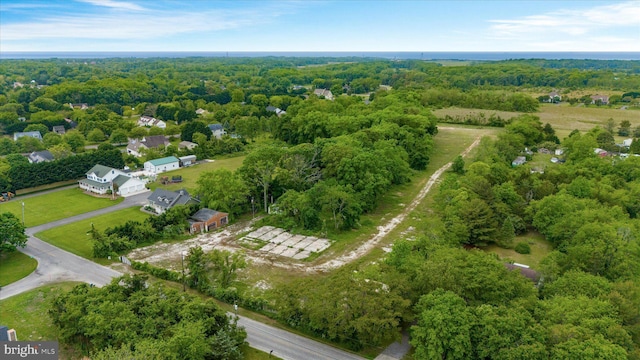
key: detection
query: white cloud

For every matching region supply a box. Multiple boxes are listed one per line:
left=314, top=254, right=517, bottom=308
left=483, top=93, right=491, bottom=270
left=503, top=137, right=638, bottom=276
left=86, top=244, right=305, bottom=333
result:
left=76, top=0, right=145, bottom=11
left=489, top=1, right=640, bottom=38
left=1, top=6, right=274, bottom=42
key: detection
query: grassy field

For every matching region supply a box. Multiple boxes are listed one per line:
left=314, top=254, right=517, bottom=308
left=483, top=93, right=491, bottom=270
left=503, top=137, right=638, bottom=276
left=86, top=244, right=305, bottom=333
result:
left=0, top=282, right=79, bottom=342
left=36, top=207, right=148, bottom=260
left=537, top=103, right=639, bottom=139
left=0, top=251, right=38, bottom=286
left=0, top=188, right=122, bottom=227
left=433, top=104, right=639, bottom=140
left=147, top=155, right=246, bottom=192
left=484, top=232, right=552, bottom=270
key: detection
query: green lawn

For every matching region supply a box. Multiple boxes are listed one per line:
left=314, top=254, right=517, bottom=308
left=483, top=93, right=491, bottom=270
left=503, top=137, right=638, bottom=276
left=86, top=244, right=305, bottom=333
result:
left=0, top=251, right=38, bottom=286
left=36, top=208, right=149, bottom=259
left=0, top=188, right=122, bottom=227
left=147, top=156, right=246, bottom=192
left=484, top=232, right=553, bottom=270
left=0, top=282, right=79, bottom=341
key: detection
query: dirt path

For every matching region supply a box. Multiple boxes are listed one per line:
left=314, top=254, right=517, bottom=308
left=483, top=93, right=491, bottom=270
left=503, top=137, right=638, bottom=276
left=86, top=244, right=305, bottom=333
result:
left=128, top=136, right=482, bottom=273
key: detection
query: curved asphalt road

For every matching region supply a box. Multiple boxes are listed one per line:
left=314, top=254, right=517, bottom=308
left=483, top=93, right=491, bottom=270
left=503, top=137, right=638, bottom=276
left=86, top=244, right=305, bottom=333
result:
left=0, top=190, right=368, bottom=360
left=0, top=191, right=149, bottom=300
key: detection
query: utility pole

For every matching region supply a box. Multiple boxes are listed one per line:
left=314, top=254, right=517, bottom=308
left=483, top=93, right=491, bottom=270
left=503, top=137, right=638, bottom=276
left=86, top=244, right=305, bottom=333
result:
left=21, top=202, right=25, bottom=226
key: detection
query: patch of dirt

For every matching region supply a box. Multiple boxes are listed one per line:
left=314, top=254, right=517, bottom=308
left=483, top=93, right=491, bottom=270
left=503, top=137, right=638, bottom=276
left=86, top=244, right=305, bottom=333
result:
left=128, top=137, right=482, bottom=273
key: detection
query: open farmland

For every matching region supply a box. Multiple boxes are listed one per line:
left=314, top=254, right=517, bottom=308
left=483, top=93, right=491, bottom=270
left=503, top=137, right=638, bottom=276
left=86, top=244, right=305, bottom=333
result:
left=433, top=103, right=639, bottom=139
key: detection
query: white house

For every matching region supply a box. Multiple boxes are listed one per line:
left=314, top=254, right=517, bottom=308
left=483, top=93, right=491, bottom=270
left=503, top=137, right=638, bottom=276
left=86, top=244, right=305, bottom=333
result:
left=208, top=124, right=226, bottom=139
left=13, top=131, right=42, bottom=141
left=313, top=88, right=334, bottom=100
left=79, top=164, right=146, bottom=196
left=144, top=156, right=180, bottom=174
left=137, top=115, right=166, bottom=129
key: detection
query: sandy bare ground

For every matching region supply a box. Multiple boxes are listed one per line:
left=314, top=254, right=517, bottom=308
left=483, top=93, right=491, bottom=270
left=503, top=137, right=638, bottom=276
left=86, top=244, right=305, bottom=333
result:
left=126, top=136, right=482, bottom=273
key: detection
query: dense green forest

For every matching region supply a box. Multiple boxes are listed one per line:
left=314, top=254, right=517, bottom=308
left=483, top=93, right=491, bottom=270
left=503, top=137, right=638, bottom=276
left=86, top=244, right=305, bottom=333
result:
left=1, top=57, right=639, bottom=194
left=1, top=57, right=639, bottom=359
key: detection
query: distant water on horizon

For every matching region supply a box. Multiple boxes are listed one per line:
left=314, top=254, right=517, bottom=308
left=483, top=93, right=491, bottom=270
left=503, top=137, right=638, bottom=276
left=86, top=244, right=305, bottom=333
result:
left=1, top=51, right=639, bottom=61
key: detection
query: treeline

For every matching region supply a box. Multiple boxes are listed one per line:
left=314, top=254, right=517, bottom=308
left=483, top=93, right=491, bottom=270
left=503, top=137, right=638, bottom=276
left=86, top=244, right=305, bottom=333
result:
left=50, top=274, right=247, bottom=360
left=437, top=112, right=511, bottom=127
left=5, top=148, right=122, bottom=191
left=420, top=89, right=539, bottom=112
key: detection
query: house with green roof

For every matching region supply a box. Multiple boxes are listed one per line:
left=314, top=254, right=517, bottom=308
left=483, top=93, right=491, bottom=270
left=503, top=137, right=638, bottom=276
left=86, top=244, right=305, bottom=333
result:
left=79, top=164, right=146, bottom=197
left=143, top=156, right=180, bottom=174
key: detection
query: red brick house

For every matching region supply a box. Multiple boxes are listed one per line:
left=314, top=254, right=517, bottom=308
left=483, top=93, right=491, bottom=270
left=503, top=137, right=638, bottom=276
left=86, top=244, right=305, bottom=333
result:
left=189, top=208, right=229, bottom=233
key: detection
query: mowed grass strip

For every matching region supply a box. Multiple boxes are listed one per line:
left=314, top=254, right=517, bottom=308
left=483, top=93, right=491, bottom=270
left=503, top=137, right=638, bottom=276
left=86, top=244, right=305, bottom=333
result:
left=36, top=208, right=148, bottom=259
left=0, top=251, right=38, bottom=286
left=0, top=282, right=80, bottom=341
left=0, top=188, right=122, bottom=227
left=147, top=155, right=246, bottom=192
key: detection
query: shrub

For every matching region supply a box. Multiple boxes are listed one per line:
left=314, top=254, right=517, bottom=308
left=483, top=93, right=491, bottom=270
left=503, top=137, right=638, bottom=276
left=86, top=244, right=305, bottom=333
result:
left=514, top=242, right=531, bottom=254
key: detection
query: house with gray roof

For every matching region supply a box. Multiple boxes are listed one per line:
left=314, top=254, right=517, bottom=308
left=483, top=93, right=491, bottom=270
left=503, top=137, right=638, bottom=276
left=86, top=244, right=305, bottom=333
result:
left=208, top=123, right=226, bottom=139
left=126, top=135, right=170, bottom=157
left=143, top=156, right=180, bottom=174
left=189, top=208, right=229, bottom=233
left=28, top=150, right=55, bottom=164
left=146, top=188, right=197, bottom=214
left=79, top=164, right=146, bottom=197
left=52, top=125, right=66, bottom=135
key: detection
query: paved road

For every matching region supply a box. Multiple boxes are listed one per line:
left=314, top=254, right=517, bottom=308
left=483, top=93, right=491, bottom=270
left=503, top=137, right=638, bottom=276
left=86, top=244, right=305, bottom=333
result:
left=238, top=316, right=365, bottom=360
left=0, top=192, right=149, bottom=300
left=0, top=190, right=373, bottom=360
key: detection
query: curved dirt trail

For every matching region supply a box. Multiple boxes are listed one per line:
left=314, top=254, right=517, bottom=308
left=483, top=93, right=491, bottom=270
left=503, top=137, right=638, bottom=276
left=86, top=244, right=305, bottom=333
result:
left=308, top=135, right=482, bottom=272
left=129, top=136, right=482, bottom=273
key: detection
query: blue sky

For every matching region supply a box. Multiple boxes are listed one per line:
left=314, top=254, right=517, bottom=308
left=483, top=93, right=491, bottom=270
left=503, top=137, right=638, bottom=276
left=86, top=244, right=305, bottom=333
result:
left=0, top=0, right=638, bottom=52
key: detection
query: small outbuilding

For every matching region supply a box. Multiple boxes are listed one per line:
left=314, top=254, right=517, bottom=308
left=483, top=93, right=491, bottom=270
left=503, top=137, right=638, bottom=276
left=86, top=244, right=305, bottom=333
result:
left=144, top=156, right=180, bottom=174
left=179, top=155, right=197, bottom=167
left=511, top=156, right=527, bottom=167
left=189, top=208, right=229, bottom=233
